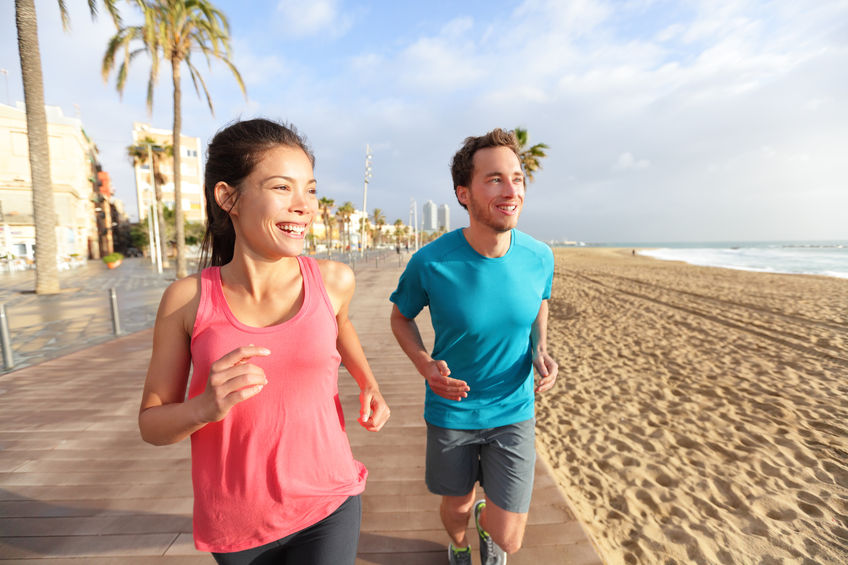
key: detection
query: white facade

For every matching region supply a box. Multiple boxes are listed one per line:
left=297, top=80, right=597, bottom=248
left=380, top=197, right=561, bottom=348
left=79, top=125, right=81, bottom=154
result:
left=0, top=102, right=98, bottom=267
left=438, top=203, right=450, bottom=232
left=422, top=199, right=437, bottom=232
left=132, top=122, right=205, bottom=225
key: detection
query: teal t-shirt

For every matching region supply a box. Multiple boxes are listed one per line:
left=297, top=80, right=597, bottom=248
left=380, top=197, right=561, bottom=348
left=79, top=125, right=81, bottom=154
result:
left=390, top=228, right=554, bottom=429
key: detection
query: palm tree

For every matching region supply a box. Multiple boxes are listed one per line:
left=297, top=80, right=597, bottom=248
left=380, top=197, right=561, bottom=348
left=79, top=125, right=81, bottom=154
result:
left=318, top=197, right=335, bottom=253
left=336, top=202, right=355, bottom=250
left=393, top=219, right=405, bottom=248
left=103, top=0, right=246, bottom=278
left=14, top=0, right=119, bottom=294
left=514, top=127, right=549, bottom=183
left=127, top=138, right=172, bottom=266
left=372, top=208, right=386, bottom=247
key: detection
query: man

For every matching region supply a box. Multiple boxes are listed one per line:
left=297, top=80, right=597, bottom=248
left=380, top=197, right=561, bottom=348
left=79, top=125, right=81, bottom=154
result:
left=390, top=128, right=557, bottom=565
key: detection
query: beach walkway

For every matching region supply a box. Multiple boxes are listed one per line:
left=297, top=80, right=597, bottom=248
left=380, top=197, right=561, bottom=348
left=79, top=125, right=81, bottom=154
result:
left=0, top=260, right=602, bottom=565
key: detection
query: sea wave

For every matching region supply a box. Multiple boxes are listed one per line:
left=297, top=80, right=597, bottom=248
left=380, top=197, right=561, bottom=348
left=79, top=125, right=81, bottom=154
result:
left=638, top=245, right=848, bottom=279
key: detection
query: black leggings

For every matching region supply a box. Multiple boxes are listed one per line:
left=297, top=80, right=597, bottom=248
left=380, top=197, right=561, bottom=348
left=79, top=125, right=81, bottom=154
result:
left=212, top=495, right=362, bottom=565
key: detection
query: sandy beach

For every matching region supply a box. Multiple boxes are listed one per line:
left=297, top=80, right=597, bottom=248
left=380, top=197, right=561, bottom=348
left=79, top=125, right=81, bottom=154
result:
left=536, top=248, right=848, bottom=564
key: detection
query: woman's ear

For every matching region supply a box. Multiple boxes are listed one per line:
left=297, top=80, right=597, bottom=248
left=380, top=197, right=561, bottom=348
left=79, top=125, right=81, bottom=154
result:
left=214, top=182, right=238, bottom=215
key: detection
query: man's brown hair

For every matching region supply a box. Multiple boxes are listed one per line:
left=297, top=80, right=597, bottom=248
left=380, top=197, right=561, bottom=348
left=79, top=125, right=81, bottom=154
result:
left=450, top=128, right=521, bottom=209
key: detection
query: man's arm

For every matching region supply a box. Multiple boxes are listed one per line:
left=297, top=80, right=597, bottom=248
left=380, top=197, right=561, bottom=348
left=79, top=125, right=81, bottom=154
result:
left=531, top=299, right=558, bottom=393
left=390, top=304, right=469, bottom=401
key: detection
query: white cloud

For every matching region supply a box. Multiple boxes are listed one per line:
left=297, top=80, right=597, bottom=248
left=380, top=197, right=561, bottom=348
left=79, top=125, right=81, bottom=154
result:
left=613, top=152, right=651, bottom=171
left=275, top=0, right=351, bottom=38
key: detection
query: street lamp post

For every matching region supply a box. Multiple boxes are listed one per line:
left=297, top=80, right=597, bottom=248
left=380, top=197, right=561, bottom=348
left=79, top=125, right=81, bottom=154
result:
left=145, top=144, right=163, bottom=274
left=360, top=144, right=372, bottom=257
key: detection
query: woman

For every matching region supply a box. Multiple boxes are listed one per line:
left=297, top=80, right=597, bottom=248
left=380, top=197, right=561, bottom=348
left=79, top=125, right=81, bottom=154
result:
left=139, top=118, right=390, bottom=564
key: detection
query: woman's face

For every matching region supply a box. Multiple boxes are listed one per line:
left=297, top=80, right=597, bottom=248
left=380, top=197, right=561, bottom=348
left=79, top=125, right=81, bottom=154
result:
left=222, top=145, right=318, bottom=259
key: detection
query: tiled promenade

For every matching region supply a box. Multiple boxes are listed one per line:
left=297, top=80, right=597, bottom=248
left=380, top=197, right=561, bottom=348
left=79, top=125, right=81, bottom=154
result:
left=0, top=260, right=602, bottom=564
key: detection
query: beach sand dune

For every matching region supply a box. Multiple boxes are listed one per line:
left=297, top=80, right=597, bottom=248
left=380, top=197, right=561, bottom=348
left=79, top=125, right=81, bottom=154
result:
left=536, top=248, right=848, bottom=564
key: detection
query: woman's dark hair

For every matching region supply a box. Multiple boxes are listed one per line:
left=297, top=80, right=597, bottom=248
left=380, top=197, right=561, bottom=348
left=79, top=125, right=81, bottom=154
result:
left=198, top=118, right=315, bottom=268
left=449, top=128, right=520, bottom=210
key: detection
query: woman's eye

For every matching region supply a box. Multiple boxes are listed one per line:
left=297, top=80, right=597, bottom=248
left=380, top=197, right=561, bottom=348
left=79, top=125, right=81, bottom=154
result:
left=274, top=185, right=290, bottom=191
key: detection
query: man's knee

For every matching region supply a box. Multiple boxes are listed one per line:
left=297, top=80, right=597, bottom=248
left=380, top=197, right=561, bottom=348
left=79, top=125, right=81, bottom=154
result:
left=441, top=493, right=476, bottom=518
left=493, top=531, right=523, bottom=554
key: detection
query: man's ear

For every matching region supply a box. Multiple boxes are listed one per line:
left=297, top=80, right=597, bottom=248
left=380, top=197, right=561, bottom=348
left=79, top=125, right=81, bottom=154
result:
left=456, top=185, right=469, bottom=207
left=214, top=182, right=238, bottom=215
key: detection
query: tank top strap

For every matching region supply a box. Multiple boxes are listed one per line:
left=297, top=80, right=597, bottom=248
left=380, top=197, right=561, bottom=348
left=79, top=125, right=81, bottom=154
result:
left=297, top=256, right=337, bottom=328
left=192, top=267, right=220, bottom=336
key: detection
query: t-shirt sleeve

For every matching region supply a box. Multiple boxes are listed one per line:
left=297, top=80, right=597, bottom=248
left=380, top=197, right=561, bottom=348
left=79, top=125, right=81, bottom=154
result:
left=542, top=245, right=554, bottom=300
left=390, top=253, right=429, bottom=319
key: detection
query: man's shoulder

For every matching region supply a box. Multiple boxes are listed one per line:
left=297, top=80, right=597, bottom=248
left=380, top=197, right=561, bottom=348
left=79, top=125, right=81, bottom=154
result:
left=412, top=229, right=467, bottom=263
left=512, top=229, right=553, bottom=258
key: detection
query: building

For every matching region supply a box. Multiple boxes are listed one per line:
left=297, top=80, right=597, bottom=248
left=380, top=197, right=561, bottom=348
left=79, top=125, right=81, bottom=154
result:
left=422, top=199, right=437, bottom=232
left=438, top=203, right=450, bottom=232
left=0, top=102, right=100, bottom=267
left=131, top=122, right=204, bottom=226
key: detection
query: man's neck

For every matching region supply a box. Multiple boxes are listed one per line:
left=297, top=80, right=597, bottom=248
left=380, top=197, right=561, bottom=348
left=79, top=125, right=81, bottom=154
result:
left=461, top=225, right=512, bottom=258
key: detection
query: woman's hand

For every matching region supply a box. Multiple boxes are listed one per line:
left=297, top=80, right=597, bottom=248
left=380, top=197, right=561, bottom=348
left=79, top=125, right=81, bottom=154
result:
left=358, top=386, right=390, bottom=432
left=195, top=345, right=270, bottom=423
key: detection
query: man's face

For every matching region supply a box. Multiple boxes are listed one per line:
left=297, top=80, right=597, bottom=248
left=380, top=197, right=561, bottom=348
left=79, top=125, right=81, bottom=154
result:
left=458, top=146, right=525, bottom=233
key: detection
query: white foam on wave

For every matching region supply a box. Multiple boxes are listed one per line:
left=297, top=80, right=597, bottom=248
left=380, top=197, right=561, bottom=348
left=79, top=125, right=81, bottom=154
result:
left=639, top=246, right=848, bottom=279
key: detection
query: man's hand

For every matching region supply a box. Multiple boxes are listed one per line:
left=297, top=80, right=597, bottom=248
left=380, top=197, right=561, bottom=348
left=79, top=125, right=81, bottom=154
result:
left=533, top=350, right=558, bottom=393
left=422, top=360, right=469, bottom=401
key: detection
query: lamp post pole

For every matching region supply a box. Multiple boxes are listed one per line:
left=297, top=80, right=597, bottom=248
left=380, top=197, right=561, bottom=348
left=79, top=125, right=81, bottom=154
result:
left=360, top=144, right=372, bottom=257
left=146, top=144, right=162, bottom=274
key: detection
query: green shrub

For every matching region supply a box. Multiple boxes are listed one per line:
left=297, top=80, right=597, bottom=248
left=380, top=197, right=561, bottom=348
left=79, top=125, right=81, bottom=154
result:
left=102, top=252, right=124, bottom=264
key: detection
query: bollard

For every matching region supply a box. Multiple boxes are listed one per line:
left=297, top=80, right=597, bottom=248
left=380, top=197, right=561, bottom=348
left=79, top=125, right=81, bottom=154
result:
left=109, top=288, right=122, bottom=335
left=0, top=303, right=13, bottom=370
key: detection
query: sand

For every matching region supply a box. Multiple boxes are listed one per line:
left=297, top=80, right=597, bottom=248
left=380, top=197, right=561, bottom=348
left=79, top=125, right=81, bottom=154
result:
left=535, top=248, right=848, bottom=565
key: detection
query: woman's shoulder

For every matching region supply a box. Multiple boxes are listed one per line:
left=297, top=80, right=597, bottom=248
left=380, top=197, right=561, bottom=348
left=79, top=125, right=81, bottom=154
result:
left=159, top=273, right=203, bottom=315
left=315, top=258, right=355, bottom=304
left=315, top=258, right=355, bottom=287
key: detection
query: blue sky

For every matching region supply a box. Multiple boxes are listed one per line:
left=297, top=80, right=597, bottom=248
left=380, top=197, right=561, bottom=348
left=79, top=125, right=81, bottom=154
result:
left=1, top=0, right=846, bottom=243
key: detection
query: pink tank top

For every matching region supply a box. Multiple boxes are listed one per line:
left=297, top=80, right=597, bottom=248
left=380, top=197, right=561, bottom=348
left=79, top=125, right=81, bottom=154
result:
left=188, top=256, right=367, bottom=552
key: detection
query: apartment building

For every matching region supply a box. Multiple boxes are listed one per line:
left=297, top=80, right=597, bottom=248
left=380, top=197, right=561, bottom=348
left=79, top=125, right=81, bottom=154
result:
left=131, top=122, right=204, bottom=225
left=0, top=102, right=99, bottom=265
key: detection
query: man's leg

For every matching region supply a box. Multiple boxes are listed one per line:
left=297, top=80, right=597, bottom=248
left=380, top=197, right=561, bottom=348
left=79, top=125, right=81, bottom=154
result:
left=478, top=418, right=537, bottom=555
left=425, top=423, right=481, bottom=549
left=478, top=497, right=529, bottom=554
left=440, top=489, right=477, bottom=547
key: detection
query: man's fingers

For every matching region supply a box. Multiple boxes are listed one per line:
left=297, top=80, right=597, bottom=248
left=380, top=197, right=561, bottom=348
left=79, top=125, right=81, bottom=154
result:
left=435, top=360, right=451, bottom=377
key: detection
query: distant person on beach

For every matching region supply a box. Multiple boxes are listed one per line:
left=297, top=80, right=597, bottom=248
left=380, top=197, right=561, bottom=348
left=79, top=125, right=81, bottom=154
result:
left=138, top=118, right=389, bottom=564
left=389, top=128, right=557, bottom=565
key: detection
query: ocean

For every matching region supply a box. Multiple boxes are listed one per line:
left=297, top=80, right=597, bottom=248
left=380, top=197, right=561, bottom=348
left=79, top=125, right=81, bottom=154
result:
left=619, top=241, right=848, bottom=279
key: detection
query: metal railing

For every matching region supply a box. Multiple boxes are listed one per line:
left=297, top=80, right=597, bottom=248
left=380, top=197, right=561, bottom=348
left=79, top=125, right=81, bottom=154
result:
left=0, top=249, right=408, bottom=373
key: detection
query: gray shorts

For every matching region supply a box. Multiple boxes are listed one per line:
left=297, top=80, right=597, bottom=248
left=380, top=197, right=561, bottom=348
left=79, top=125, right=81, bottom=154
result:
left=425, top=418, right=536, bottom=514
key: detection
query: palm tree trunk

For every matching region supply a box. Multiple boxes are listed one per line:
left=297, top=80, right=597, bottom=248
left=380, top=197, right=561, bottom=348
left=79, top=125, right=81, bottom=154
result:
left=151, top=163, right=169, bottom=268
left=172, top=58, right=187, bottom=278
left=15, top=0, right=59, bottom=294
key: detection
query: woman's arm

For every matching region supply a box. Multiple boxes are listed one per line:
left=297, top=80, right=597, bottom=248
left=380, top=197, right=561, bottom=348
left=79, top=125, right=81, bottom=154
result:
left=320, top=261, right=390, bottom=432
left=138, top=276, right=270, bottom=445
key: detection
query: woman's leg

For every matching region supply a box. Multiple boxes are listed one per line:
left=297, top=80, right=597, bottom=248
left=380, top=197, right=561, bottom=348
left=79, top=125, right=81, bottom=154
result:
left=285, top=495, right=362, bottom=565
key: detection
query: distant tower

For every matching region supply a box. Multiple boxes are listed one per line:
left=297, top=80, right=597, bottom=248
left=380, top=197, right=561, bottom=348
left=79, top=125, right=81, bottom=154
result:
left=423, top=200, right=437, bottom=232
left=438, top=204, right=450, bottom=232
